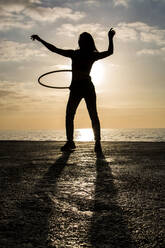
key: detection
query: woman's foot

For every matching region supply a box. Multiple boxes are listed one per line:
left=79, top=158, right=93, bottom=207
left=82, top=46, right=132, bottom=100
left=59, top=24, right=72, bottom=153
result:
left=61, top=141, right=76, bottom=152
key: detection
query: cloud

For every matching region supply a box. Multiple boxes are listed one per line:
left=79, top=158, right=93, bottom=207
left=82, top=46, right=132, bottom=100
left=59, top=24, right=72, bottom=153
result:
left=140, top=30, right=165, bottom=46
left=56, top=23, right=106, bottom=38
left=113, top=0, right=130, bottom=7
left=0, top=40, right=47, bottom=62
left=0, top=0, right=40, bottom=16
left=141, top=0, right=165, bottom=2
left=0, top=1, right=85, bottom=31
left=65, top=0, right=100, bottom=8
left=23, top=6, right=85, bottom=22
left=0, top=17, right=33, bottom=31
left=137, top=49, right=160, bottom=56
left=30, top=0, right=41, bottom=3
left=113, top=0, right=165, bottom=7
left=0, top=1, right=34, bottom=30
left=117, top=22, right=165, bottom=46
left=137, top=47, right=165, bottom=58
left=117, top=23, right=138, bottom=41
left=0, top=2, right=25, bottom=13
left=85, top=0, right=99, bottom=4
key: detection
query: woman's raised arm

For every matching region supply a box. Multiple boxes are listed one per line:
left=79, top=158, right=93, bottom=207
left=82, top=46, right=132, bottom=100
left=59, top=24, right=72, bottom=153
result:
left=31, top=34, right=74, bottom=58
left=94, top=28, right=115, bottom=60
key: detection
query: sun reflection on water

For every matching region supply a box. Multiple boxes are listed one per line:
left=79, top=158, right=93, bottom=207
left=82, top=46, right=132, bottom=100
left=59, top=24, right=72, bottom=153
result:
left=76, top=128, right=94, bottom=141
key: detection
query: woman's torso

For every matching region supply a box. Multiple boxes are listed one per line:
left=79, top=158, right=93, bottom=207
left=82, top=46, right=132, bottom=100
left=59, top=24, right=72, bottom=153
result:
left=71, top=49, right=95, bottom=82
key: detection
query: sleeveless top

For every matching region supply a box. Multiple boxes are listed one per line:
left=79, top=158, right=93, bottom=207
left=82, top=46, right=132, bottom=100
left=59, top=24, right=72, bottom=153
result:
left=69, top=49, right=97, bottom=90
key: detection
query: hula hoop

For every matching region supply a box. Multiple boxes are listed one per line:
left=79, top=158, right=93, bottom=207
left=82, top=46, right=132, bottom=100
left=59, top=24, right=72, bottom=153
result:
left=38, top=69, right=72, bottom=89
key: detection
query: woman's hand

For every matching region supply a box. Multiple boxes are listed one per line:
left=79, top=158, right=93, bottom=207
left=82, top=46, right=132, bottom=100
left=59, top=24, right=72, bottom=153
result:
left=108, top=28, right=115, bottom=38
left=31, top=34, right=41, bottom=41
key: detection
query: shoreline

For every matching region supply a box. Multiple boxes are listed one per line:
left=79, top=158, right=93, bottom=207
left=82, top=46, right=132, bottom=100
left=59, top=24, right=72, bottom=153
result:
left=0, top=128, right=165, bottom=143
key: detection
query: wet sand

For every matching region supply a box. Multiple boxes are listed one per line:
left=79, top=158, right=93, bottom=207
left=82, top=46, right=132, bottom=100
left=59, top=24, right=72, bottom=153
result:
left=0, top=141, right=164, bottom=248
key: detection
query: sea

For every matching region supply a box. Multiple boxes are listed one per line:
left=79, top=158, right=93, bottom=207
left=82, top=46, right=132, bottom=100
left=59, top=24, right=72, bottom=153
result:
left=0, top=128, right=165, bottom=142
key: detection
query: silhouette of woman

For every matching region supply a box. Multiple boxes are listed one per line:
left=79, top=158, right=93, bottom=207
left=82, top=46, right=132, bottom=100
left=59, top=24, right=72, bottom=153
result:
left=31, top=28, right=115, bottom=153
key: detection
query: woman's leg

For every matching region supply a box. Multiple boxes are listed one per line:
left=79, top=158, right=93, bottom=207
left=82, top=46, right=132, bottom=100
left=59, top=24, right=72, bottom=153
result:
left=66, top=91, right=82, bottom=141
left=84, top=87, right=101, bottom=141
left=85, top=87, right=103, bottom=154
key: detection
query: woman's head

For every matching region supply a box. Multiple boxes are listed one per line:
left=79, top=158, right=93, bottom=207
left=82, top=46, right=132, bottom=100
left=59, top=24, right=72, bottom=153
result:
left=78, top=32, right=97, bottom=52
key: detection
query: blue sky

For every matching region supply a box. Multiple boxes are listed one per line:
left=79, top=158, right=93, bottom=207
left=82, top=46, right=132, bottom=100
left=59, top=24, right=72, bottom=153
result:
left=0, top=0, right=165, bottom=129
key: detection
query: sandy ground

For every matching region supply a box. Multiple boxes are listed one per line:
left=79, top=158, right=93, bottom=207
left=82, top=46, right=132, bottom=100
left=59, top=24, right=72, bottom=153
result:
left=0, top=141, right=164, bottom=248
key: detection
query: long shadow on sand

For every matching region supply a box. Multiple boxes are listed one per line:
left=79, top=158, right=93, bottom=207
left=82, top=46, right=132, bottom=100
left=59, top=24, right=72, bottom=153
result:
left=90, top=155, right=136, bottom=248
left=15, top=152, right=70, bottom=248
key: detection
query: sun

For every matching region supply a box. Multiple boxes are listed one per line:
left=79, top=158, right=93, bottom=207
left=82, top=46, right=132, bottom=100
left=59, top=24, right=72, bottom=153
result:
left=76, top=128, right=94, bottom=141
left=90, top=61, right=104, bottom=85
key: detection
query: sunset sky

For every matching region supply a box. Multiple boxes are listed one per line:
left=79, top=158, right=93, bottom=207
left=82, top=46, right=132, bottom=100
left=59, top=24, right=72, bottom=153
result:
left=0, top=0, right=165, bottom=130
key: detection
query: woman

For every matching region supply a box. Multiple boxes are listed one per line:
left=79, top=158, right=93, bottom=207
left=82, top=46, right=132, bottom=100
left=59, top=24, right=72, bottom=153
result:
left=31, top=28, right=115, bottom=153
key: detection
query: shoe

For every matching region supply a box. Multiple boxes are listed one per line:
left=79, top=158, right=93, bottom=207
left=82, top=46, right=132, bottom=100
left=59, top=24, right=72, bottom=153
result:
left=94, top=141, right=102, bottom=153
left=61, top=141, right=76, bottom=152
